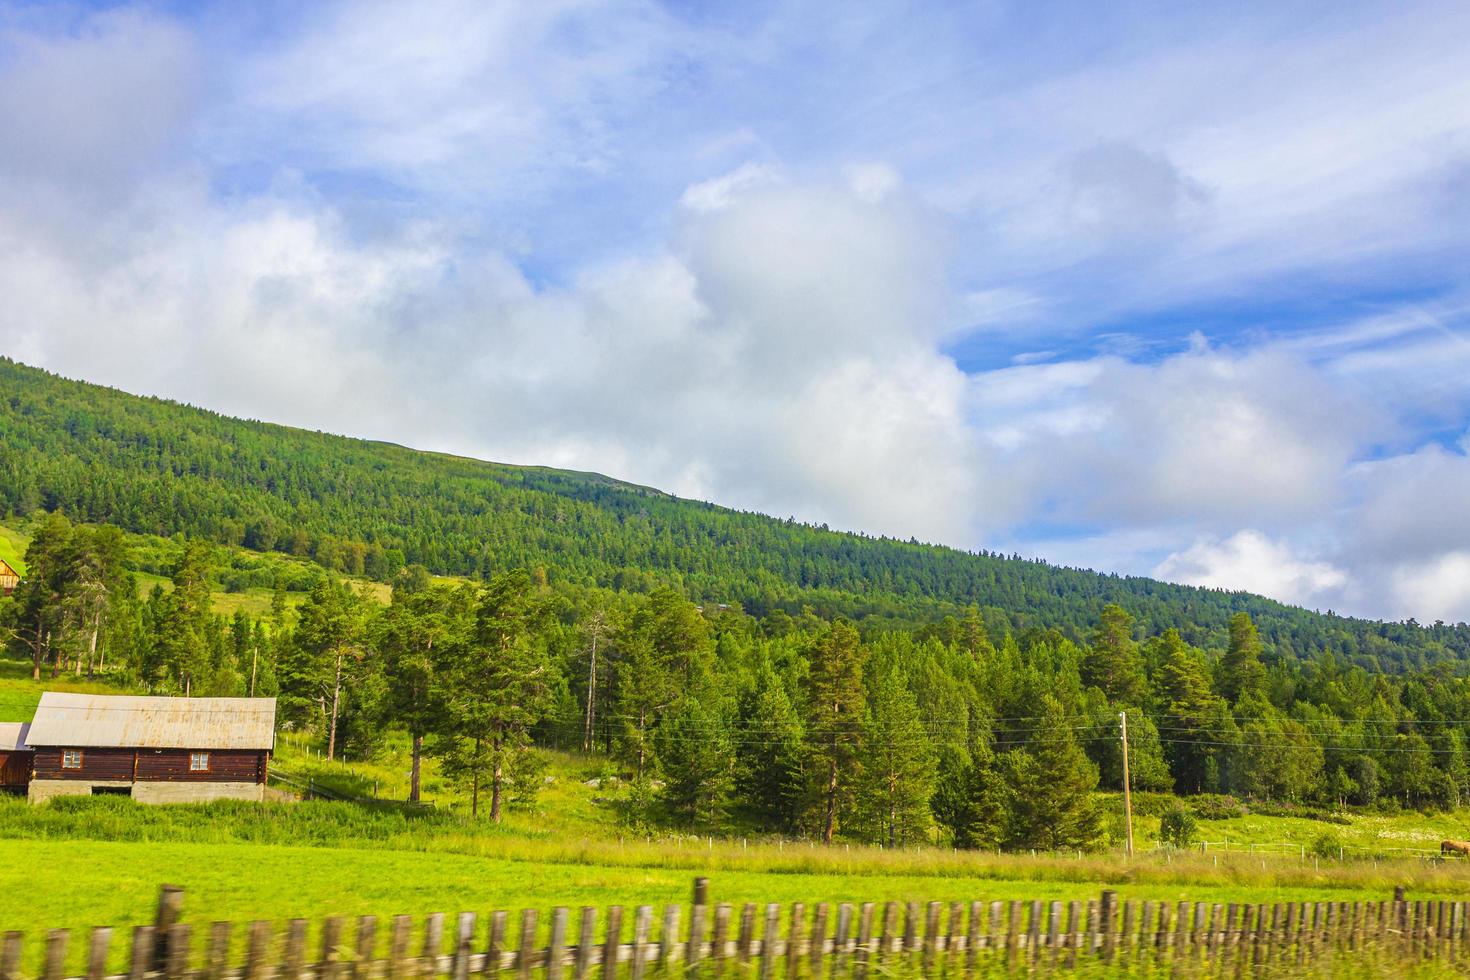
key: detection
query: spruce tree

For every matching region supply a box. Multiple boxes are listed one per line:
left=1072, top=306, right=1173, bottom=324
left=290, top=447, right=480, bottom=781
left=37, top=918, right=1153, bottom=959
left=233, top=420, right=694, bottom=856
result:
left=856, top=662, right=937, bottom=846
left=436, top=570, right=553, bottom=820
left=999, top=695, right=1101, bottom=850
left=659, top=670, right=736, bottom=826
left=1220, top=612, right=1267, bottom=704
left=1083, top=603, right=1146, bottom=705
left=738, top=663, right=806, bottom=830
left=806, top=620, right=866, bottom=843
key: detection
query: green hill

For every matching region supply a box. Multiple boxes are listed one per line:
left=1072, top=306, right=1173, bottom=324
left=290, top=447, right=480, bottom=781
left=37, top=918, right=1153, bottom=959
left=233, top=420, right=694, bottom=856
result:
left=0, top=356, right=1462, bottom=669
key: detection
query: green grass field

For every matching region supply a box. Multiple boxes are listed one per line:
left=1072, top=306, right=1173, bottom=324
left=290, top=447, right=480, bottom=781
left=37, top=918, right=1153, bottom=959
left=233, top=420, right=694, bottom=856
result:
left=6, top=651, right=1470, bottom=975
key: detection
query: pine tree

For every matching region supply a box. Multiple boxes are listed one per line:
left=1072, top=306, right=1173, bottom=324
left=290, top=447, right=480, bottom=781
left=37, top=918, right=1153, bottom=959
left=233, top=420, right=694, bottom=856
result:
left=659, top=669, right=736, bottom=826
left=1220, top=612, right=1267, bottom=704
left=998, top=695, right=1101, bottom=850
left=805, top=620, right=866, bottom=843
left=738, top=663, right=806, bottom=830
left=291, top=579, right=367, bottom=757
left=855, top=663, right=937, bottom=847
left=1082, top=604, right=1146, bottom=705
left=436, top=570, right=553, bottom=820
left=378, top=581, right=469, bottom=802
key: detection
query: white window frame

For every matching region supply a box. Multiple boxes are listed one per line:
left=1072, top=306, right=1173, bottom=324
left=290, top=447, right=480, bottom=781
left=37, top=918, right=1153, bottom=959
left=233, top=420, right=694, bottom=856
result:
left=189, top=751, right=211, bottom=773
left=62, top=749, right=83, bottom=769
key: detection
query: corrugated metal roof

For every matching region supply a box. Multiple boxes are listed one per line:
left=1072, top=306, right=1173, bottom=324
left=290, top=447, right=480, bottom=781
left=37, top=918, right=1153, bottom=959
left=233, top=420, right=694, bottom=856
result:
left=26, top=693, right=276, bottom=750
left=0, top=722, right=29, bottom=752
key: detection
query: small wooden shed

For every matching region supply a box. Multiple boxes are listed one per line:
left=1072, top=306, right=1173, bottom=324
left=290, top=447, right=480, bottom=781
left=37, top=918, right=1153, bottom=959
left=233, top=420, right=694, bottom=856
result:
left=0, top=723, right=32, bottom=793
left=0, top=558, right=18, bottom=597
left=25, top=692, right=275, bottom=804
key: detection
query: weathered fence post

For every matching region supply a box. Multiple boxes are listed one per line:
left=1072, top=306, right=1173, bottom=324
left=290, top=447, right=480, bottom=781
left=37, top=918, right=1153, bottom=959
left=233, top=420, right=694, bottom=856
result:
left=454, top=913, right=477, bottom=980
left=284, top=919, right=309, bottom=980
left=518, top=910, right=539, bottom=980
left=630, top=906, right=652, bottom=980
left=708, top=905, right=727, bottom=980
left=244, top=922, right=271, bottom=980
left=736, top=905, right=755, bottom=968
left=603, top=907, right=624, bottom=980
left=1, top=933, right=20, bottom=980
left=688, top=882, right=707, bottom=978
left=834, top=903, right=853, bottom=974
left=44, top=929, right=69, bottom=980
left=657, top=907, right=677, bottom=972
left=86, top=927, right=115, bottom=980
left=355, top=917, right=378, bottom=980
left=388, top=917, right=412, bottom=980
left=809, top=904, right=828, bottom=977
left=320, top=917, right=345, bottom=980
left=152, top=885, right=185, bottom=973
left=129, top=927, right=157, bottom=980
left=548, top=908, right=569, bottom=980
left=1101, top=891, right=1117, bottom=962
left=759, top=905, right=780, bottom=980
left=784, top=903, right=804, bottom=980
left=574, top=909, right=596, bottom=980
left=922, top=902, right=941, bottom=974
left=854, top=904, right=874, bottom=980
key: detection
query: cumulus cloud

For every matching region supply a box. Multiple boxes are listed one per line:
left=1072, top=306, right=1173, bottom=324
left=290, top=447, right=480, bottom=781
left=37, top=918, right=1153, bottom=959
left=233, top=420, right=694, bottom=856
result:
left=1153, top=531, right=1347, bottom=610
left=5, top=0, right=1470, bottom=625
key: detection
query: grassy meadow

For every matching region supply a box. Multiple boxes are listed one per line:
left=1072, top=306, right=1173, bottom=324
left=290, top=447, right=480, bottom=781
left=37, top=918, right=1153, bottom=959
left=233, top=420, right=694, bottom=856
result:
left=5, top=624, right=1470, bottom=976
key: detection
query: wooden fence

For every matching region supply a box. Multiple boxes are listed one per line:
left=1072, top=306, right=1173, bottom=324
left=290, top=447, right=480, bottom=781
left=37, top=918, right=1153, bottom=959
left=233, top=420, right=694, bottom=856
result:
left=3, top=881, right=1464, bottom=979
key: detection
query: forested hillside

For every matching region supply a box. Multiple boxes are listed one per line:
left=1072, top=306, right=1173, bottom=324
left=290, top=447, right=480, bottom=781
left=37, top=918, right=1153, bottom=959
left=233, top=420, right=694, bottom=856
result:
left=0, top=357, right=1464, bottom=671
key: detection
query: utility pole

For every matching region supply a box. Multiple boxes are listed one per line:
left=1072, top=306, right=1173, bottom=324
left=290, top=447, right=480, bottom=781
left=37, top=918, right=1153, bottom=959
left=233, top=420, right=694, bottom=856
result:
left=1120, top=710, right=1135, bottom=858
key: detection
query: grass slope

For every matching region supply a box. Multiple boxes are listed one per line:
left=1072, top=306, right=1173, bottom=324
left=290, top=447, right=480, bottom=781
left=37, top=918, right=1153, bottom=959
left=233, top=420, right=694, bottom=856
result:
left=5, top=356, right=1465, bottom=670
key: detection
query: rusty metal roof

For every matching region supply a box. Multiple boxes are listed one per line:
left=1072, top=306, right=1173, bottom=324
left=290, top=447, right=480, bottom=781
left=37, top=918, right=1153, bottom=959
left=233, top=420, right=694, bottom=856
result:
left=26, top=693, right=276, bottom=750
left=0, top=722, right=29, bottom=752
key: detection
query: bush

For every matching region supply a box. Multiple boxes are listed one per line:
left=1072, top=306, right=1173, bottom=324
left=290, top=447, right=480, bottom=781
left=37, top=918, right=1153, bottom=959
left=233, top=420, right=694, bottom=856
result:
left=1189, top=794, right=1247, bottom=820
left=1310, top=831, right=1342, bottom=859
left=1159, top=807, right=1198, bottom=849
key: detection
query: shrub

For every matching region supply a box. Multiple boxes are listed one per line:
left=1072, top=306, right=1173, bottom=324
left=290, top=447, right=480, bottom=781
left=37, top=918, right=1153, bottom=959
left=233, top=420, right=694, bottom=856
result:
left=1159, top=807, right=1198, bottom=849
left=1310, top=831, right=1342, bottom=859
left=1189, top=794, right=1247, bottom=820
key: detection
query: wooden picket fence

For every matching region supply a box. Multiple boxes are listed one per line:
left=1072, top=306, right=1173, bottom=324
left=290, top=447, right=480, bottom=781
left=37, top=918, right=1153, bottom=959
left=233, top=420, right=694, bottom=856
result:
left=4, top=881, right=1467, bottom=979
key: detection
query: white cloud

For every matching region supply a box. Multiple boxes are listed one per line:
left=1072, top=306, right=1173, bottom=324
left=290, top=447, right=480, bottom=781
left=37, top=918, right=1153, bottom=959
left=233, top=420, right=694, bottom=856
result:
left=6, top=0, right=1470, bottom=626
left=1153, top=531, right=1347, bottom=610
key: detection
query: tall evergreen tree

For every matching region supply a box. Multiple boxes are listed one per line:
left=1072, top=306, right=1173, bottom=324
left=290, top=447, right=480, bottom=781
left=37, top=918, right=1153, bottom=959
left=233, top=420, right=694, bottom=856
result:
left=436, top=570, right=553, bottom=820
left=1082, top=603, right=1146, bottom=705
left=658, top=669, right=736, bottom=826
left=855, top=663, right=937, bottom=847
left=805, top=620, right=866, bottom=843
left=737, top=662, right=806, bottom=830
left=1220, top=612, right=1268, bottom=704
left=998, top=695, right=1101, bottom=850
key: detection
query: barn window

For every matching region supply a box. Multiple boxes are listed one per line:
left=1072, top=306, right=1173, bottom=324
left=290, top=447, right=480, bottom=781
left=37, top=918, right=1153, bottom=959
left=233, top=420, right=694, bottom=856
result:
left=190, top=752, right=211, bottom=772
left=62, top=750, right=83, bottom=769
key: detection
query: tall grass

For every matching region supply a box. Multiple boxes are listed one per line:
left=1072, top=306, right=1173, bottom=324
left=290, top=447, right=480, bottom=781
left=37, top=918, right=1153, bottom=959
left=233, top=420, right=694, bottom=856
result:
left=1, top=796, right=1465, bottom=898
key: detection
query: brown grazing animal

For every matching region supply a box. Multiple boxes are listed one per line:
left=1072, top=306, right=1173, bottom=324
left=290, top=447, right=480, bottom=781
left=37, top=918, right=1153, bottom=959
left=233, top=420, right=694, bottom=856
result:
left=1441, top=840, right=1470, bottom=856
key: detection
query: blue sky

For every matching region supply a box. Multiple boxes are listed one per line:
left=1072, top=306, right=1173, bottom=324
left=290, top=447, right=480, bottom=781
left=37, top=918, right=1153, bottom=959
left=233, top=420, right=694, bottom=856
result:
left=3, top=0, right=1470, bottom=621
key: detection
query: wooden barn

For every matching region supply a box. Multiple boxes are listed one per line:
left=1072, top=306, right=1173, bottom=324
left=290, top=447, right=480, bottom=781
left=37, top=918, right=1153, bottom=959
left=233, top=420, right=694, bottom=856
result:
left=0, top=723, right=32, bottom=794
left=0, top=558, right=18, bottom=597
left=24, top=692, right=275, bottom=803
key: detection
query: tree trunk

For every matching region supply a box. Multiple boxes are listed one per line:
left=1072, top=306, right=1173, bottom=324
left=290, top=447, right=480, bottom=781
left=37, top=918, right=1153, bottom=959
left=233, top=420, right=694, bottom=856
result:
left=327, top=649, right=343, bottom=761
left=410, top=733, right=423, bottom=804
left=490, top=730, right=504, bottom=823
left=249, top=645, right=258, bottom=698
left=31, top=624, right=43, bottom=681
left=83, top=615, right=99, bottom=677
left=823, top=758, right=838, bottom=844
left=636, top=710, right=647, bottom=781
left=583, top=631, right=598, bottom=753
left=471, top=738, right=481, bottom=818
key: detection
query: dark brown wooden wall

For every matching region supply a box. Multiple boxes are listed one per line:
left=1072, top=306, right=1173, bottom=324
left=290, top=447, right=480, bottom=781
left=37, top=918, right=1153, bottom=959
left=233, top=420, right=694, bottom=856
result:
left=0, top=750, right=30, bottom=786
left=31, top=747, right=267, bottom=783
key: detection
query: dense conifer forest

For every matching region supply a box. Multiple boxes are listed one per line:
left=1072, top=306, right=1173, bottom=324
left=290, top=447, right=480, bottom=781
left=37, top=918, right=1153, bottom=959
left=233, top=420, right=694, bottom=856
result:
left=10, top=359, right=1470, bottom=848
left=1, top=358, right=1465, bottom=672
